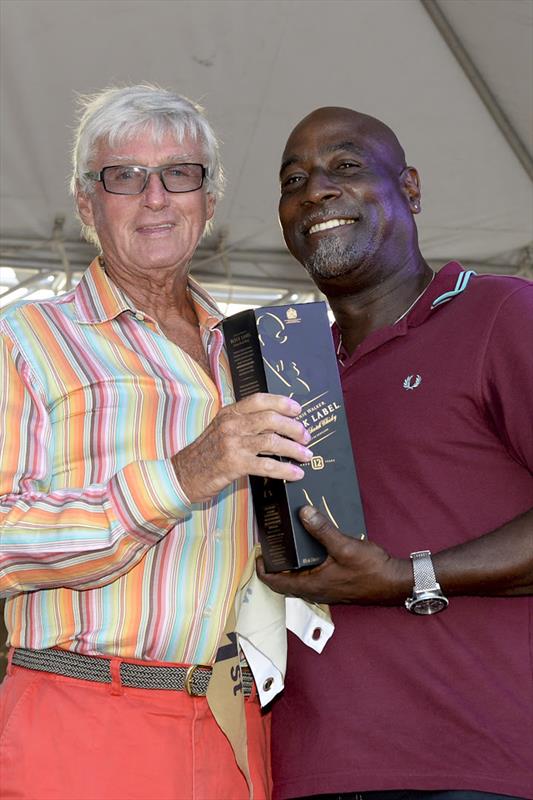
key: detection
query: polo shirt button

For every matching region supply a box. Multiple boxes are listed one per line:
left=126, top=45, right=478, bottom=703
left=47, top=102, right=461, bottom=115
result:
left=135, top=312, right=144, bottom=321
left=312, top=627, right=322, bottom=641
left=263, top=677, right=274, bottom=692
left=203, top=607, right=212, bottom=618
left=214, top=529, right=223, bottom=540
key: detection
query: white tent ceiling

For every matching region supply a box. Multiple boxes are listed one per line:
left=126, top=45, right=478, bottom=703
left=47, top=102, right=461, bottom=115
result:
left=1, top=0, right=532, bottom=310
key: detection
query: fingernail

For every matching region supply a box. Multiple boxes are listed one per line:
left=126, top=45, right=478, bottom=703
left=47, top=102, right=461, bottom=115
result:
left=300, top=505, right=317, bottom=522
left=289, top=399, right=301, bottom=413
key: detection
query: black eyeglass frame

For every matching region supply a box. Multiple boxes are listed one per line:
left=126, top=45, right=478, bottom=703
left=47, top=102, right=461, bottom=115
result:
left=84, top=163, right=207, bottom=195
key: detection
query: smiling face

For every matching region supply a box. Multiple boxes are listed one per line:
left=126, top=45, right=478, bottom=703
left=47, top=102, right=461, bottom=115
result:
left=76, top=128, right=215, bottom=286
left=278, top=107, right=420, bottom=288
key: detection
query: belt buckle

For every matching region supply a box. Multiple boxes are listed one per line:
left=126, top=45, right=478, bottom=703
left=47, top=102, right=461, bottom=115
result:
left=184, top=664, right=203, bottom=697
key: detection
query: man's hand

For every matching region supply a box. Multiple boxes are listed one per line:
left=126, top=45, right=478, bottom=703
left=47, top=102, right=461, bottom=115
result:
left=257, top=505, right=411, bottom=605
left=171, top=393, right=313, bottom=504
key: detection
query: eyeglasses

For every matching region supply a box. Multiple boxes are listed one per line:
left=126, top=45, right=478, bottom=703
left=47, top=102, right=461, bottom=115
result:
left=84, top=163, right=207, bottom=195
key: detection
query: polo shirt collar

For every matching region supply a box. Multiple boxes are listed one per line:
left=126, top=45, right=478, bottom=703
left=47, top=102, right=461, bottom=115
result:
left=334, top=261, right=476, bottom=365
left=403, top=261, right=475, bottom=328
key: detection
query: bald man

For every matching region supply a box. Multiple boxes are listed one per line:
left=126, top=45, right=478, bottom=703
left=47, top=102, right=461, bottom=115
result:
left=259, top=108, right=533, bottom=800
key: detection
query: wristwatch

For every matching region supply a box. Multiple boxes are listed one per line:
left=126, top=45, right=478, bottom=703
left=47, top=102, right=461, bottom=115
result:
left=405, top=550, right=449, bottom=615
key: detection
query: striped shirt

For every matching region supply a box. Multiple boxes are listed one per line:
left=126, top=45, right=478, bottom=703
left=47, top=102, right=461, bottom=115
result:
left=0, top=258, right=254, bottom=664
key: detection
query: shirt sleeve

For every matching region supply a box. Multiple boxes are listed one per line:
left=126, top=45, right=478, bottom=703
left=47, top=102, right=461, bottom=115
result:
left=480, top=283, right=533, bottom=473
left=0, top=335, right=192, bottom=597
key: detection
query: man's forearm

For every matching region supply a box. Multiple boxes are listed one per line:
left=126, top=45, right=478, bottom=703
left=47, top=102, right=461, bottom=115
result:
left=257, top=504, right=533, bottom=605
left=0, top=458, right=190, bottom=597
left=432, top=506, right=533, bottom=596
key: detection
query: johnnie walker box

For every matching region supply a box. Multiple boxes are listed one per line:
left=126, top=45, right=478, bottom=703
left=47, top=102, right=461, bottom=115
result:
left=222, top=301, right=366, bottom=573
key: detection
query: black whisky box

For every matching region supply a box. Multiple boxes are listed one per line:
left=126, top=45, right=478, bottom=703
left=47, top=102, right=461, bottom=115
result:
left=222, top=301, right=366, bottom=572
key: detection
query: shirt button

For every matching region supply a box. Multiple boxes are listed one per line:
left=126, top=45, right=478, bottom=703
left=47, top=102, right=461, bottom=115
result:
left=203, top=607, right=212, bottom=618
left=263, top=677, right=274, bottom=692
left=312, top=627, right=322, bottom=641
left=214, top=529, right=224, bottom=540
left=135, top=312, right=145, bottom=321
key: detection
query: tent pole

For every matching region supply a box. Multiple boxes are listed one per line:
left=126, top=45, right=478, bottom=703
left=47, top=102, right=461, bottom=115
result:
left=420, top=0, right=533, bottom=181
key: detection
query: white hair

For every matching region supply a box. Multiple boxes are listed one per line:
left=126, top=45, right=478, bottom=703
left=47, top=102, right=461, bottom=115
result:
left=70, top=83, right=224, bottom=246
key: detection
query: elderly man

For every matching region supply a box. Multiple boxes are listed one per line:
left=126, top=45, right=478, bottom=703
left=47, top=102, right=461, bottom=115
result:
left=0, top=85, right=313, bottom=800
left=259, top=108, right=533, bottom=800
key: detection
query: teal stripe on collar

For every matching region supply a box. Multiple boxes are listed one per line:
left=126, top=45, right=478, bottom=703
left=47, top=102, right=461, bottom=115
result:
left=431, top=270, right=476, bottom=309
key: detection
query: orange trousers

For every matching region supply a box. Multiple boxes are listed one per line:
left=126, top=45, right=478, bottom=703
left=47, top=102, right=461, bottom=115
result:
left=0, top=656, right=271, bottom=800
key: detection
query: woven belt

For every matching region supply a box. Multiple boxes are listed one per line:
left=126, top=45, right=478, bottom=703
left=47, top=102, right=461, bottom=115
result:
left=12, top=647, right=254, bottom=697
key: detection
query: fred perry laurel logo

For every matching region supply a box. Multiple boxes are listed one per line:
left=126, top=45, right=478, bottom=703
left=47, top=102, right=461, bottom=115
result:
left=403, top=374, right=422, bottom=390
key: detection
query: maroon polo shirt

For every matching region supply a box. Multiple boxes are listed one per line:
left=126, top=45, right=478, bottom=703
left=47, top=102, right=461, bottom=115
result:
left=271, top=263, right=533, bottom=799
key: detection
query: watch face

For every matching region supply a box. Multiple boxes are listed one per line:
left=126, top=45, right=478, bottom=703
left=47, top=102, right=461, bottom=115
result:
left=413, top=597, right=448, bottom=615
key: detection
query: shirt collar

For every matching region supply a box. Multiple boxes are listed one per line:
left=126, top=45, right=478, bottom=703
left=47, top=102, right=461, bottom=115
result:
left=74, top=258, right=135, bottom=323
left=187, top=275, right=224, bottom=330
left=74, top=257, right=224, bottom=329
left=333, top=261, right=474, bottom=364
left=405, top=261, right=473, bottom=328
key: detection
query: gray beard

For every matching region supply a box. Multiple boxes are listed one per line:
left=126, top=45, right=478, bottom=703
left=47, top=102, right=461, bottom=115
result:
left=303, top=236, right=360, bottom=279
